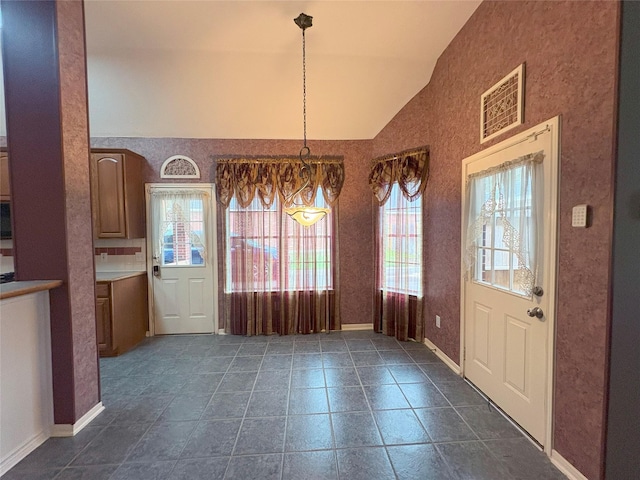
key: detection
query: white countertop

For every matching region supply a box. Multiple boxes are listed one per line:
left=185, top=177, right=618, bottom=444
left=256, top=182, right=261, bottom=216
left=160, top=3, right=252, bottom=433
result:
left=0, top=280, right=63, bottom=300
left=96, top=271, right=147, bottom=282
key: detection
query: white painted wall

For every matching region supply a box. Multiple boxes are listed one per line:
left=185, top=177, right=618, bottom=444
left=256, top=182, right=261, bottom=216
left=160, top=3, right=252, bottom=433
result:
left=0, top=291, right=54, bottom=475
left=83, top=1, right=481, bottom=140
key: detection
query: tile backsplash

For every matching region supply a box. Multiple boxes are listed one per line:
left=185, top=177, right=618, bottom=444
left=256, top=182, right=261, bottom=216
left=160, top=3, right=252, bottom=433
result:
left=94, top=238, right=147, bottom=272
left=0, top=239, right=147, bottom=275
left=0, top=239, right=14, bottom=274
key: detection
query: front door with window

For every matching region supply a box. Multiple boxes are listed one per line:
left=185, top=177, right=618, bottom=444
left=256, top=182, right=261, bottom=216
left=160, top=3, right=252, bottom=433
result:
left=148, top=185, right=216, bottom=334
left=462, top=118, right=559, bottom=446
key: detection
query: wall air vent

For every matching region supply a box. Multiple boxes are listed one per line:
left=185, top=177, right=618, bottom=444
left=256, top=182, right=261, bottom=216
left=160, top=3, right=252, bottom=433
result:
left=160, top=155, right=200, bottom=179
left=480, top=64, right=524, bottom=143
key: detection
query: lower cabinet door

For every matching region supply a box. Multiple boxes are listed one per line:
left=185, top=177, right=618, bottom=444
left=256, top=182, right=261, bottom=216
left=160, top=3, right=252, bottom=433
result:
left=96, top=296, right=112, bottom=354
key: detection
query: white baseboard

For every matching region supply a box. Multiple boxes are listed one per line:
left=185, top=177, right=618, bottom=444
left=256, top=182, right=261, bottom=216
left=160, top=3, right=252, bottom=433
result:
left=50, top=402, right=104, bottom=438
left=0, top=431, right=49, bottom=476
left=340, top=323, right=374, bottom=331
left=423, top=337, right=461, bottom=375
left=550, top=450, right=588, bottom=480
left=217, top=329, right=227, bottom=335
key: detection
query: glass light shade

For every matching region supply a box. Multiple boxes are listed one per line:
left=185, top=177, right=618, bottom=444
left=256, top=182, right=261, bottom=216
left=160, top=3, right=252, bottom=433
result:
left=284, top=206, right=330, bottom=227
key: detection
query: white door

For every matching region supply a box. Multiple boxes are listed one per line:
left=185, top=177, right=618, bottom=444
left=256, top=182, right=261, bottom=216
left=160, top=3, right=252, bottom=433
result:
left=147, top=185, right=217, bottom=334
left=461, top=118, right=559, bottom=446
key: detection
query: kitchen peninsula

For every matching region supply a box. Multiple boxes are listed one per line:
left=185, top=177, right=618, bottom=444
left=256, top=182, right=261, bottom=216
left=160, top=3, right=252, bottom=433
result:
left=0, top=280, right=63, bottom=475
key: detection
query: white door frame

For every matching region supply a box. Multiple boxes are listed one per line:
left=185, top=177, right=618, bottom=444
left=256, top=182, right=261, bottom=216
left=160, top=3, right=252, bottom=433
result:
left=145, top=183, right=219, bottom=336
left=459, top=116, right=560, bottom=452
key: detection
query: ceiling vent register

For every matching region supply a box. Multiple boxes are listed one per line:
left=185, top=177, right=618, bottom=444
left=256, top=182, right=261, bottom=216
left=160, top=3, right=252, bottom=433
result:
left=480, top=64, right=524, bottom=143
left=160, top=155, right=200, bottom=179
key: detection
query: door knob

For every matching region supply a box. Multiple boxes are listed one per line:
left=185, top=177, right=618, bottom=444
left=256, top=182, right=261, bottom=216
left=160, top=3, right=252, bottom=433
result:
left=527, top=307, right=544, bottom=319
left=532, top=286, right=544, bottom=297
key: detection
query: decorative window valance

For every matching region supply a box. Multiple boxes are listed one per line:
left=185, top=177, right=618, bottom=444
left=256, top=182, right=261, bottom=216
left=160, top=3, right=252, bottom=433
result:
left=215, top=156, right=345, bottom=209
left=368, top=147, right=429, bottom=205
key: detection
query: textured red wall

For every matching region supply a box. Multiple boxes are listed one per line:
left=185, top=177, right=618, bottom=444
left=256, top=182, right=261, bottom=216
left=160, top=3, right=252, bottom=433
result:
left=90, top=137, right=374, bottom=326
left=3, top=0, right=99, bottom=424
left=372, top=2, right=619, bottom=478
left=57, top=0, right=101, bottom=422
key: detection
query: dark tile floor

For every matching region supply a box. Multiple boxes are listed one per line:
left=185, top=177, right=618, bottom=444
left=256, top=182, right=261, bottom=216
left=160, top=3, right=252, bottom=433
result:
left=2, top=331, right=566, bottom=480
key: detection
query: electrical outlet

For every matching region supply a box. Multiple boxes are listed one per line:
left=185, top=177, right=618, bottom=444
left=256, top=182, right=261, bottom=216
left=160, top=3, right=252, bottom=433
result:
left=100, top=252, right=108, bottom=263
left=436, top=315, right=441, bottom=328
left=134, top=252, right=144, bottom=262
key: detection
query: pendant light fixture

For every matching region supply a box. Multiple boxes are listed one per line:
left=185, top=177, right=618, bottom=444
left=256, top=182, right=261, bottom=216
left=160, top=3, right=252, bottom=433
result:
left=284, top=13, right=330, bottom=227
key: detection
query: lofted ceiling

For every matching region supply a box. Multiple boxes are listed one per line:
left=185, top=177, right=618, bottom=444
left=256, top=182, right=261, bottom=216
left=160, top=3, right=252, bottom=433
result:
left=67, top=2, right=482, bottom=140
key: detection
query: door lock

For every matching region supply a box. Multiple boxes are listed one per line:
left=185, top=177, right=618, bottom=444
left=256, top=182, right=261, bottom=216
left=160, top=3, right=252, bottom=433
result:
left=526, top=307, right=544, bottom=319
left=532, top=286, right=544, bottom=297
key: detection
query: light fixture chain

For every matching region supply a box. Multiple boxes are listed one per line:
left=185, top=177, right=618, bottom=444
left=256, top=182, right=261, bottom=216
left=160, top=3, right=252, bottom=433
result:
left=302, top=28, right=307, bottom=148
left=286, top=13, right=327, bottom=226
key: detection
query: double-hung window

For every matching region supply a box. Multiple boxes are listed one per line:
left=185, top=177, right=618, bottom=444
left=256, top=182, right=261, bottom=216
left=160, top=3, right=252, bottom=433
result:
left=225, top=187, right=333, bottom=293
left=379, top=183, right=422, bottom=296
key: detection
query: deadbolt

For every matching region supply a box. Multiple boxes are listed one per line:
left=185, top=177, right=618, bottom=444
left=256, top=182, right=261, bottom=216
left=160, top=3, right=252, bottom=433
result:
left=527, top=307, right=544, bottom=319
left=532, top=286, right=544, bottom=297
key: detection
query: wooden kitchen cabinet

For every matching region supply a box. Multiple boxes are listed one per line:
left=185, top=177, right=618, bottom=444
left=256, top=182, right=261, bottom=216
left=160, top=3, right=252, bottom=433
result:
left=90, top=149, right=145, bottom=239
left=96, top=273, right=148, bottom=357
left=95, top=296, right=111, bottom=352
left=0, top=153, right=10, bottom=201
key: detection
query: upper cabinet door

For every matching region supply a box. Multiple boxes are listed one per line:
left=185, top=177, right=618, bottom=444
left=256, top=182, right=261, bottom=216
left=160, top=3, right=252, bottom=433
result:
left=90, top=150, right=145, bottom=239
left=92, top=154, right=126, bottom=237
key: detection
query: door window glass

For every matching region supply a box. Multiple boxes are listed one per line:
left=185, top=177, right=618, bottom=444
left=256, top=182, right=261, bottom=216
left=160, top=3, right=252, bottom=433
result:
left=465, top=153, right=543, bottom=297
left=158, top=197, right=206, bottom=267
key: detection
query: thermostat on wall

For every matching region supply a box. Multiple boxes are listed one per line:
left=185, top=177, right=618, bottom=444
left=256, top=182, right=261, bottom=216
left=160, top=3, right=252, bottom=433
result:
left=572, top=204, right=589, bottom=228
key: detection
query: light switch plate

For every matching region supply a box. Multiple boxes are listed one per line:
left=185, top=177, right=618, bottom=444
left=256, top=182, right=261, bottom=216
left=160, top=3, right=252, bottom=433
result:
left=572, top=204, right=588, bottom=227
left=135, top=252, right=144, bottom=262
left=436, top=315, right=441, bottom=328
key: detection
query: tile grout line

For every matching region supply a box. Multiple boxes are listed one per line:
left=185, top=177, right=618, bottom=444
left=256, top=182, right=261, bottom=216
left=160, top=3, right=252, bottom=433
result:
left=221, top=338, right=266, bottom=479
left=411, top=352, right=484, bottom=444
left=405, top=345, right=492, bottom=446
left=277, top=339, right=297, bottom=480
left=380, top=339, right=431, bottom=479
left=373, top=343, right=401, bottom=479
left=166, top=337, right=238, bottom=477
left=400, top=342, right=459, bottom=480
left=345, top=337, right=397, bottom=479
left=321, top=338, right=346, bottom=479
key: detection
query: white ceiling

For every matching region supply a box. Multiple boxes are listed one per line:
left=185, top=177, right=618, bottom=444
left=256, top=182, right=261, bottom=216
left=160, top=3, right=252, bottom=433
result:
left=88, top=1, right=480, bottom=139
